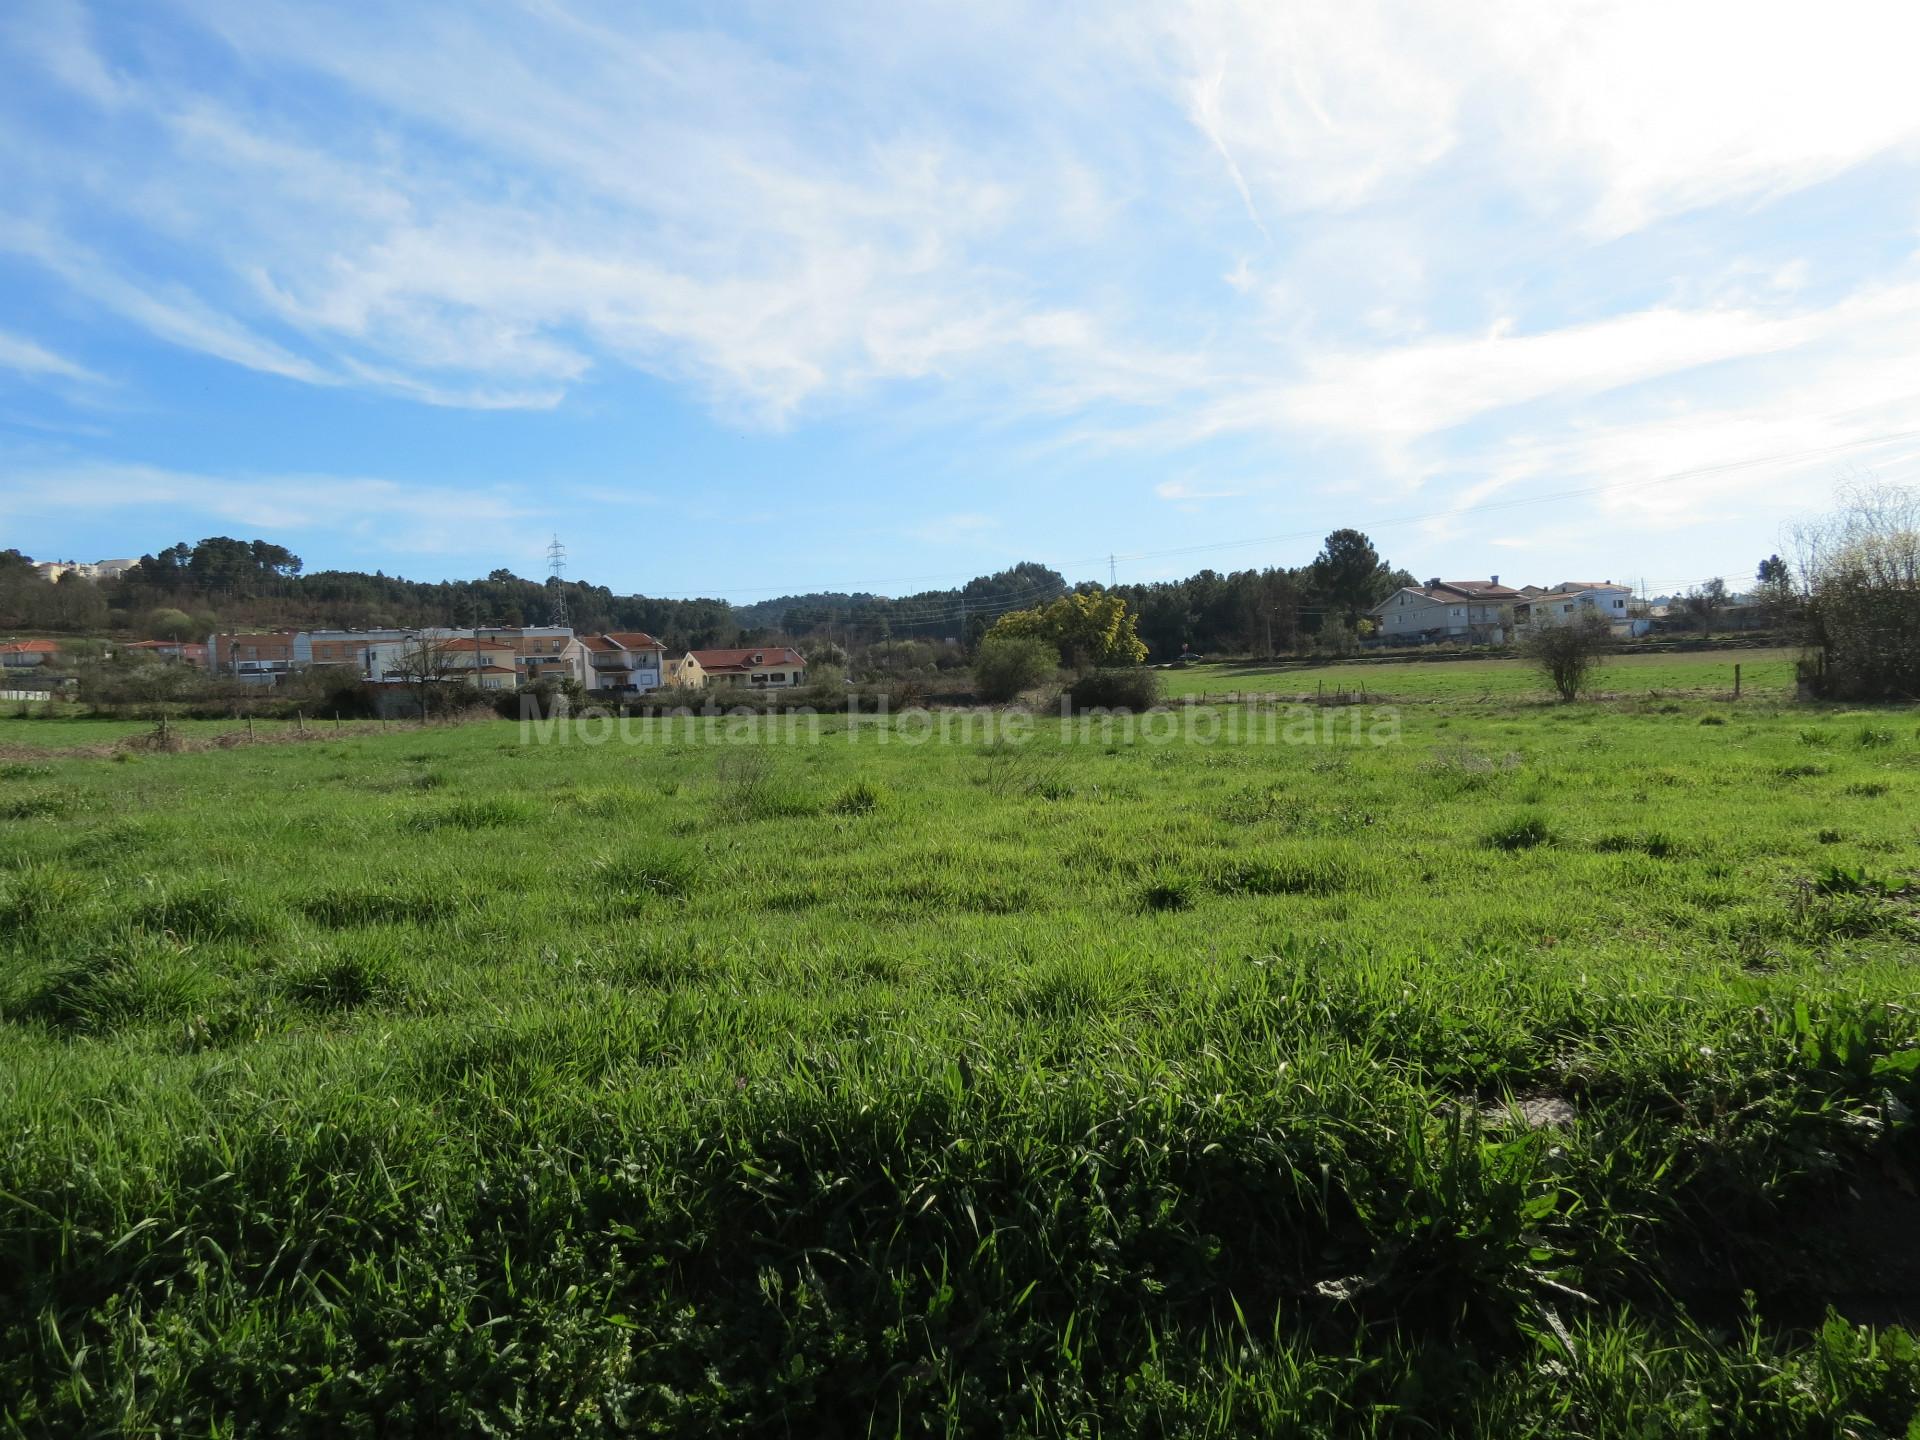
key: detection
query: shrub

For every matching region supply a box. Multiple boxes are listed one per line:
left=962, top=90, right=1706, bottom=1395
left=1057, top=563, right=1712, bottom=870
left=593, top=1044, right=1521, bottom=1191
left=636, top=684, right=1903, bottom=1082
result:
left=1064, top=668, right=1162, bottom=713
left=501, top=677, right=584, bottom=720
left=972, top=635, right=1057, bottom=703
left=1796, top=483, right=1920, bottom=700
left=1519, top=612, right=1613, bottom=701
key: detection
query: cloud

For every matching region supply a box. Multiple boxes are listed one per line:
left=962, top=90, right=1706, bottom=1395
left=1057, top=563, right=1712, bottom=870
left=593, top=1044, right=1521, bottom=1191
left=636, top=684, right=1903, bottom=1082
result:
left=0, top=328, right=101, bottom=384
left=0, top=0, right=126, bottom=107
left=0, top=458, right=530, bottom=554
left=1155, top=479, right=1245, bottom=502
left=1165, top=0, right=1920, bottom=233
left=2, top=0, right=1919, bottom=576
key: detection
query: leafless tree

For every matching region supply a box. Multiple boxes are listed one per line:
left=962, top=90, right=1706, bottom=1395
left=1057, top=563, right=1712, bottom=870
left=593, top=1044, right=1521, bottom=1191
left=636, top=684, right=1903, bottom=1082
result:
left=388, top=635, right=465, bottom=722
left=1793, top=483, right=1920, bottom=699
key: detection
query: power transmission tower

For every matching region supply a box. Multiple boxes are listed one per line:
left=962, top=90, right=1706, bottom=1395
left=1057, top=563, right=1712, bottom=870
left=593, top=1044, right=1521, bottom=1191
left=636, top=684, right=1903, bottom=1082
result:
left=546, top=535, right=570, bottom=629
left=1108, top=553, right=1117, bottom=587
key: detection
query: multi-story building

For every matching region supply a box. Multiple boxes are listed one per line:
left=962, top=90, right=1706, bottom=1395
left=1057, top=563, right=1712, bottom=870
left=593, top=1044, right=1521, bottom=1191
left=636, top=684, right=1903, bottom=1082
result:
left=30, top=558, right=136, bottom=582
left=582, top=632, right=667, bottom=693
left=364, top=636, right=521, bottom=690
left=208, top=631, right=301, bottom=681
left=1371, top=579, right=1521, bottom=644
left=303, top=629, right=422, bottom=670
left=1513, top=582, right=1645, bottom=636
left=475, top=627, right=591, bottom=687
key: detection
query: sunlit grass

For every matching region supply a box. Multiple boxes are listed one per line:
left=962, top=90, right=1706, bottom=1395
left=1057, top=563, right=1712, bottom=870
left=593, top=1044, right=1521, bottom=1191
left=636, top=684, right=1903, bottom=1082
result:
left=1, top=675, right=1916, bottom=1434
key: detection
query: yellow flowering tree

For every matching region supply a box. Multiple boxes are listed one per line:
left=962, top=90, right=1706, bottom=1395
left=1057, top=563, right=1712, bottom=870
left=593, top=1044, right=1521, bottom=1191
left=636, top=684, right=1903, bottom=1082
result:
left=988, top=588, right=1149, bottom=668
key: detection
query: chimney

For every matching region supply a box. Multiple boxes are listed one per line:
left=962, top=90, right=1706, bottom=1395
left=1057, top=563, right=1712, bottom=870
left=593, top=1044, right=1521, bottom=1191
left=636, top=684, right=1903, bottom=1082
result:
left=1426, top=577, right=1441, bottom=589
left=1490, top=574, right=1499, bottom=586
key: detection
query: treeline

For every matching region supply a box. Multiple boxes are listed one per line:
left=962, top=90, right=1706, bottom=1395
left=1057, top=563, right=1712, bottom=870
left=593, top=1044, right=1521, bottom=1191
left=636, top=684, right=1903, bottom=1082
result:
left=0, top=541, right=740, bottom=651
left=1114, top=530, right=1415, bottom=659
left=4, top=528, right=1417, bottom=662
left=733, top=562, right=1069, bottom=643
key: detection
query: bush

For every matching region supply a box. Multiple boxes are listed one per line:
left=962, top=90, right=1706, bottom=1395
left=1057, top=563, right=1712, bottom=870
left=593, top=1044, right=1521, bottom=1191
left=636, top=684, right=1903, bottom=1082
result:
left=1519, top=612, right=1613, bottom=701
left=1064, top=668, right=1161, bottom=713
left=499, top=676, right=584, bottom=720
left=1795, top=484, right=1920, bottom=700
left=973, top=635, right=1057, bottom=703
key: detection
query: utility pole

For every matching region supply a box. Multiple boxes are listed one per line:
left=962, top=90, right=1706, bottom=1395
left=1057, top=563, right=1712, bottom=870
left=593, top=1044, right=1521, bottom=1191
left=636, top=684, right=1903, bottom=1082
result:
left=546, top=535, right=570, bottom=630
left=1109, top=553, right=1117, bottom=588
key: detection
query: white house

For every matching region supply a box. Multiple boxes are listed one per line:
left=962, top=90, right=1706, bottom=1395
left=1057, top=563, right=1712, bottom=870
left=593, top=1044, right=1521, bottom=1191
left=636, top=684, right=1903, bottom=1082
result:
left=582, top=632, right=666, bottom=693
left=364, top=636, right=521, bottom=690
left=1514, top=582, right=1647, bottom=637
left=1371, top=579, right=1521, bottom=644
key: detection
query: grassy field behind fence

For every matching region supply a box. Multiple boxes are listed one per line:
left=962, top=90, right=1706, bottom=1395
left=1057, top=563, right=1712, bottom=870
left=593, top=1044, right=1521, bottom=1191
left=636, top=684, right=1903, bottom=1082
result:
left=2, top=649, right=1918, bottom=1435
left=1156, top=646, right=1798, bottom=702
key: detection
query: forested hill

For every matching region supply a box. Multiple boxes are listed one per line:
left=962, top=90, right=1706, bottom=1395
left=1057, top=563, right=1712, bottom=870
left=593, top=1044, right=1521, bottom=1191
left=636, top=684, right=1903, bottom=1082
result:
left=1, top=543, right=1073, bottom=651
left=5, top=528, right=1417, bottom=658
left=729, top=562, right=1070, bottom=643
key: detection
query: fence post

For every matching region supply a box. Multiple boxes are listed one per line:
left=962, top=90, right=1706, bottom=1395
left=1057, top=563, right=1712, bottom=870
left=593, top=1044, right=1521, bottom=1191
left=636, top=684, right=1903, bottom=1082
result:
left=1734, top=663, right=1742, bottom=700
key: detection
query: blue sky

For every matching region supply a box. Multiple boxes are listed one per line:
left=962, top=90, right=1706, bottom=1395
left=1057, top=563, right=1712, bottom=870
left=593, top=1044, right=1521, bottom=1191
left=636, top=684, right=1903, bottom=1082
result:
left=3, top=1, right=1919, bottom=601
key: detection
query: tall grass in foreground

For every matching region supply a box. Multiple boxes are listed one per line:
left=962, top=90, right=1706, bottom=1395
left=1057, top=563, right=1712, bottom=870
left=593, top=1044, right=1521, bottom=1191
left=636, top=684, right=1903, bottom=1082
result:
left=0, top=679, right=1916, bottom=1434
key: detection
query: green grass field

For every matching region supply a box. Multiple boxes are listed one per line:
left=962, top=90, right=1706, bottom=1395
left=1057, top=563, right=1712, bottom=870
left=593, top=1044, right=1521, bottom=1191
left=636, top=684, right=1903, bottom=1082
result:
left=3, top=654, right=1919, bottom=1435
left=1159, top=646, right=1796, bottom=702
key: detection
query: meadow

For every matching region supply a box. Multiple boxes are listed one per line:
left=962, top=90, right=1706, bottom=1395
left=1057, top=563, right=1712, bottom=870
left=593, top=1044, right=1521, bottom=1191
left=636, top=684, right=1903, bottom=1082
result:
left=2, top=652, right=1918, bottom=1436
left=1157, top=646, right=1796, bottom=703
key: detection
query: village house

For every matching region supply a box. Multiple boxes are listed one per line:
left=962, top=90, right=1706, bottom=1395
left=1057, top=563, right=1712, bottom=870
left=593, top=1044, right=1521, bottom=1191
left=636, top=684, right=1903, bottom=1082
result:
left=364, top=636, right=521, bottom=690
left=476, top=627, right=591, bottom=688
left=684, top=646, right=808, bottom=689
left=1513, top=582, right=1647, bottom=637
left=125, top=639, right=208, bottom=666
left=1371, top=579, right=1521, bottom=644
left=303, top=629, right=424, bottom=671
left=0, top=639, right=60, bottom=668
left=208, top=631, right=301, bottom=681
left=31, top=558, right=136, bottom=582
left=582, top=632, right=667, bottom=694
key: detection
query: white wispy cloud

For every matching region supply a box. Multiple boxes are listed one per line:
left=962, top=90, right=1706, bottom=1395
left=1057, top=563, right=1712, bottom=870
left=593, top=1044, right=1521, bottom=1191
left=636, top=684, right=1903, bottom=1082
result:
left=0, top=458, right=530, bottom=554
left=0, top=328, right=101, bottom=384
left=2, top=0, right=1918, bottom=569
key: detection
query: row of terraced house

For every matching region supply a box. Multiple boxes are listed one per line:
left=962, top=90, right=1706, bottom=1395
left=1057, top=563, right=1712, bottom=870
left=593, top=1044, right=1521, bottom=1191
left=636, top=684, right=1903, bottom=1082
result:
left=204, top=626, right=807, bottom=695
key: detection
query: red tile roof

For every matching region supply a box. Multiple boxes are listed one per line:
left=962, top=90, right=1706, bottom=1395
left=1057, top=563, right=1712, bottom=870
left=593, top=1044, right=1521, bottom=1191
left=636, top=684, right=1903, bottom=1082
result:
left=687, top=646, right=805, bottom=670
left=0, top=639, right=59, bottom=655
left=438, top=638, right=513, bottom=653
